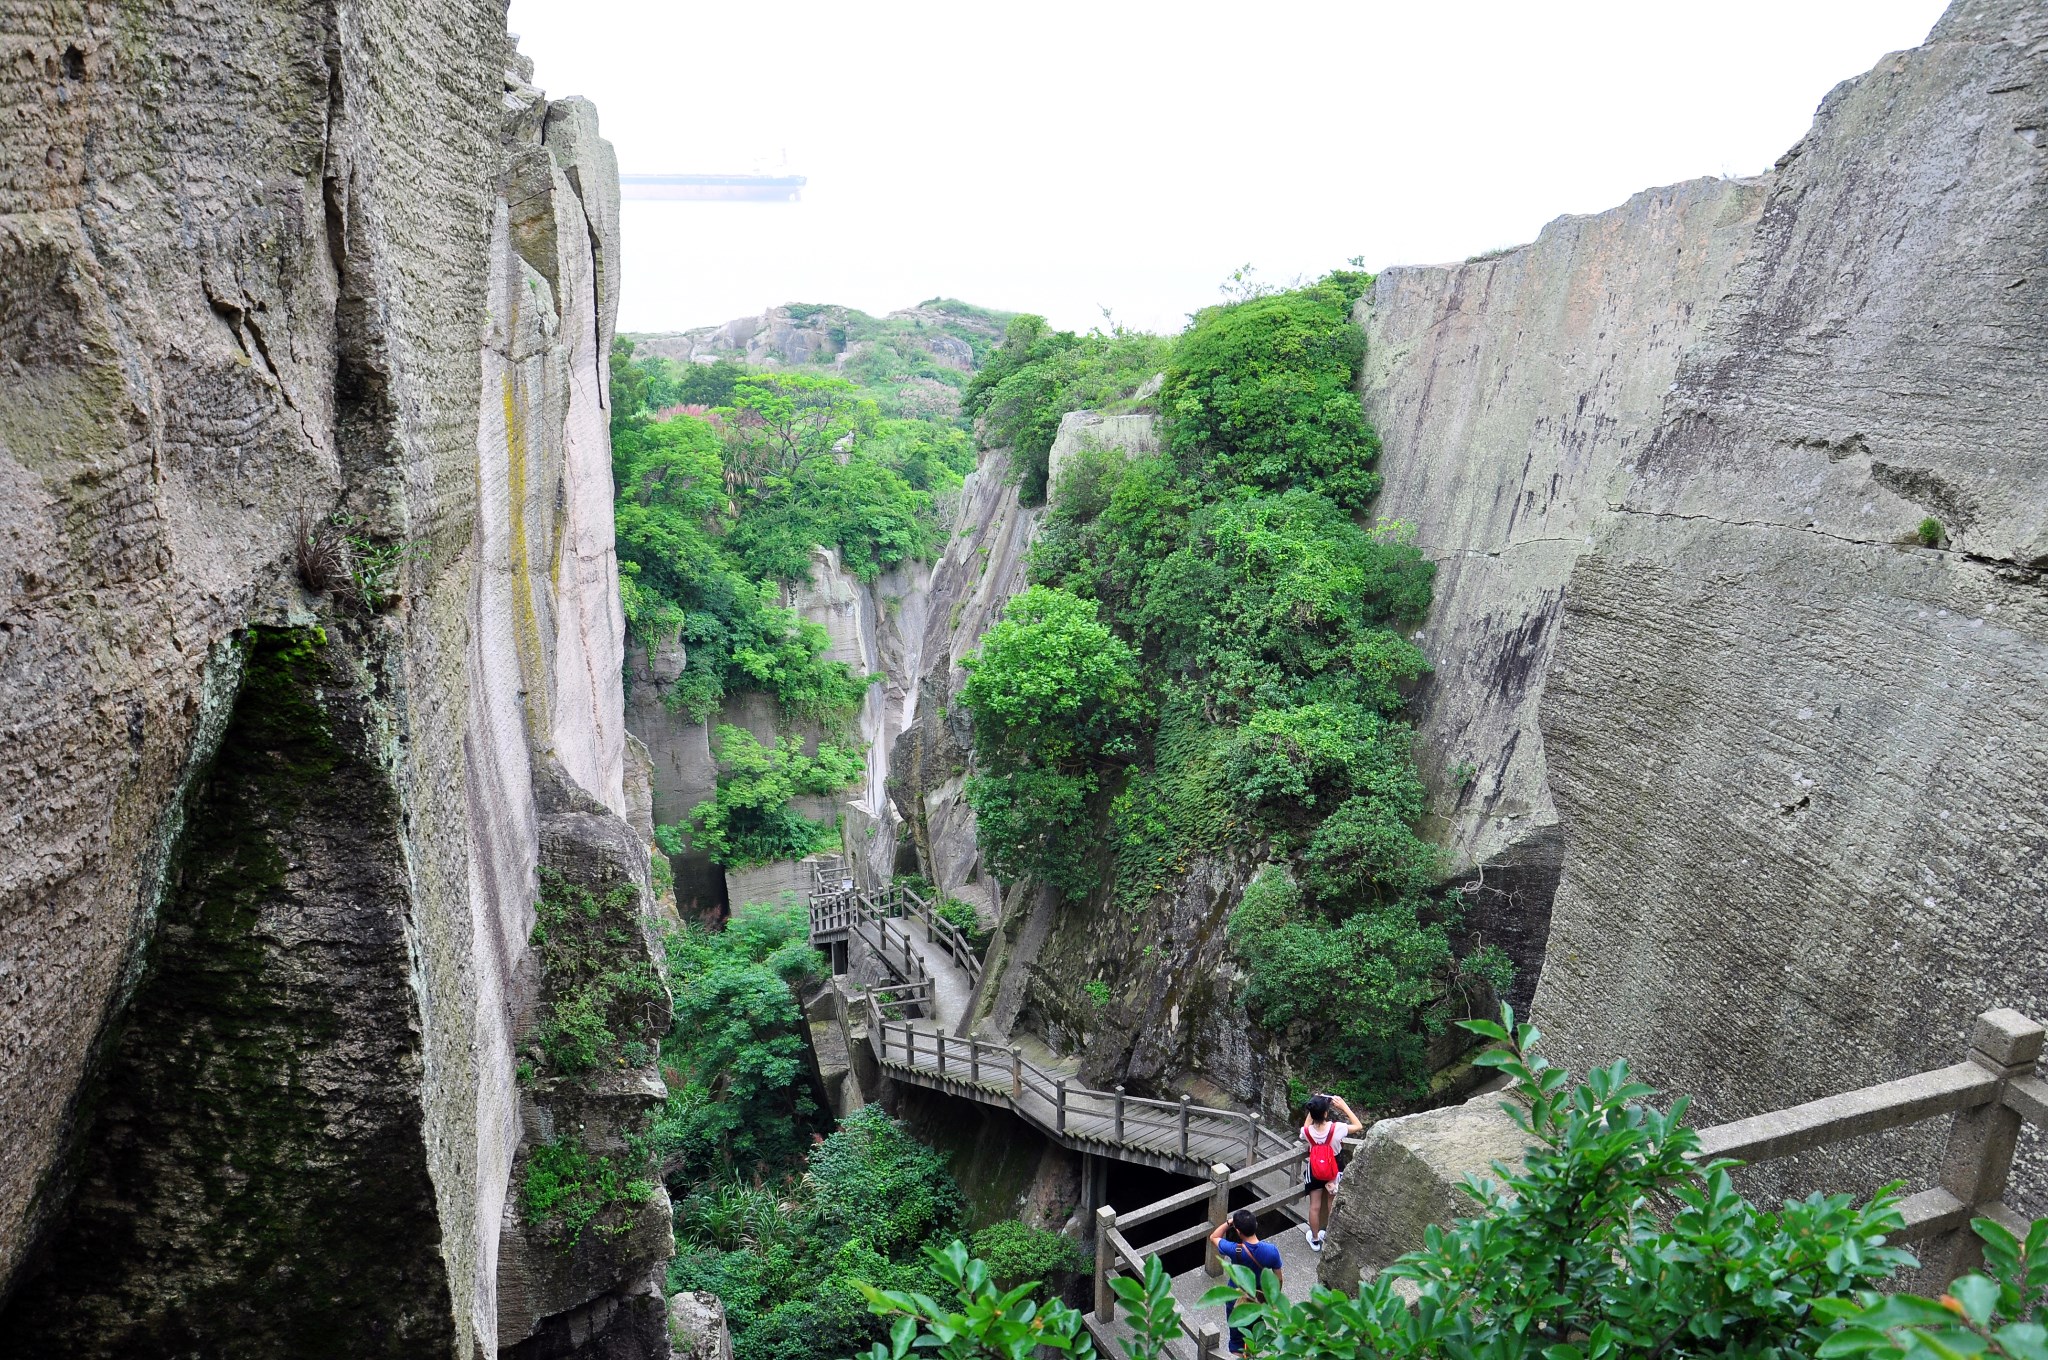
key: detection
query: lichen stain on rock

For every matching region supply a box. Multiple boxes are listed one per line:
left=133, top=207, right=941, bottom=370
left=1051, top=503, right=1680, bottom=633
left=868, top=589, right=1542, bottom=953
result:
left=0, top=625, right=455, bottom=1358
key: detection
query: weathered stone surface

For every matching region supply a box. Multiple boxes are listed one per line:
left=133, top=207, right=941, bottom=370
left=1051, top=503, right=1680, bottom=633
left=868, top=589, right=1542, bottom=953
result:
left=0, top=5, right=650, bottom=1353
left=1359, top=176, right=1767, bottom=1008
left=1530, top=0, right=2048, bottom=1208
left=1316, top=1094, right=1525, bottom=1291
left=667, top=1289, right=735, bottom=1360
left=1045, top=409, right=1162, bottom=491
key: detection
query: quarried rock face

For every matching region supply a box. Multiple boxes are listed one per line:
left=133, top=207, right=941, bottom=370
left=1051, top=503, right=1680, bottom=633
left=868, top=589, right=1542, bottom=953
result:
left=0, top=3, right=653, bottom=1353
left=1359, top=175, right=1767, bottom=1009
left=1359, top=0, right=2048, bottom=1208
left=1531, top=0, right=2048, bottom=1202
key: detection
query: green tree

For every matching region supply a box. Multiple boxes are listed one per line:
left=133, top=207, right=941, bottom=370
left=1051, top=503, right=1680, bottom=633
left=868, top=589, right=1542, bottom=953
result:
left=959, top=587, right=1145, bottom=894
left=686, top=725, right=865, bottom=869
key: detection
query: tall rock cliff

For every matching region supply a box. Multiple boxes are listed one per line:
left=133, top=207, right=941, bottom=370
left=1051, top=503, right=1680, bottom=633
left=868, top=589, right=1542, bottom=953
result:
left=1363, top=0, right=2046, bottom=1200
left=0, top=2, right=658, bottom=1354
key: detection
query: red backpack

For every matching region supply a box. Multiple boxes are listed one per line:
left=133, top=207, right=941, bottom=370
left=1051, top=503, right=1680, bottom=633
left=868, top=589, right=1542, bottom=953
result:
left=1306, top=1123, right=1340, bottom=1184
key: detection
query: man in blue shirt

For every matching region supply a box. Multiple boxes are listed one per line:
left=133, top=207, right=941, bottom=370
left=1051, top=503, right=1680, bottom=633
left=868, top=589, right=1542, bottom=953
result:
left=1208, top=1208, right=1283, bottom=1355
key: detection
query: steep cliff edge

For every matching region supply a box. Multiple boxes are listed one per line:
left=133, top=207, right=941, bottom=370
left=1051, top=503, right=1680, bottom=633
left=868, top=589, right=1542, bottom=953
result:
left=1535, top=0, right=2048, bottom=1197
left=1360, top=175, right=1768, bottom=1006
left=0, top=4, right=655, bottom=1354
left=1362, top=0, right=2047, bottom=1199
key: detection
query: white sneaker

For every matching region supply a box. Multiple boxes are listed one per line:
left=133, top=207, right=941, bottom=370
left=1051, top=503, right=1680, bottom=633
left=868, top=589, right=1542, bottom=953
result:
left=1312, top=1232, right=1325, bottom=1252
left=1303, top=1224, right=1316, bottom=1245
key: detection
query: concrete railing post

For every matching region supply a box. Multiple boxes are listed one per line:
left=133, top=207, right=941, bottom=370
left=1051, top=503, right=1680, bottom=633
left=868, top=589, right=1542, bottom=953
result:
left=1936, top=1008, right=2045, bottom=1279
left=969, top=1042, right=979, bottom=1085
left=1180, top=1094, right=1192, bottom=1158
left=1199, top=1325, right=1222, bottom=1360
left=1114, top=1085, right=1126, bottom=1143
left=937, top=1032, right=948, bottom=1077
left=1056, top=1079, right=1069, bottom=1135
left=1094, top=1206, right=1118, bottom=1322
left=1205, top=1163, right=1231, bottom=1276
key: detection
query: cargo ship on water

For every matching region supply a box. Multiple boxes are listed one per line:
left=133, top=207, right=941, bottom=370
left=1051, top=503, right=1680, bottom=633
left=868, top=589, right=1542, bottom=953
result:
left=621, top=172, right=807, bottom=202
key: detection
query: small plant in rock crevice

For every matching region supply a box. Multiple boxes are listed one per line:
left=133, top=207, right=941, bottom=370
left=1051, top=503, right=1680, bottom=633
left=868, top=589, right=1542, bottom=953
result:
left=519, top=1131, right=657, bottom=1251
left=1918, top=516, right=1945, bottom=547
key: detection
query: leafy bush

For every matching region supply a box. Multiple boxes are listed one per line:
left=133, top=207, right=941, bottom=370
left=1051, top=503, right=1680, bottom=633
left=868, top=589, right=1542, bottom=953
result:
left=647, top=896, right=824, bottom=1182
left=959, top=587, right=1145, bottom=896
left=995, top=270, right=1470, bottom=1099
left=687, top=726, right=865, bottom=869
left=965, top=315, right=1172, bottom=504
left=1162, top=272, right=1381, bottom=511
left=1820, top=1216, right=2048, bottom=1360
left=855, top=1240, right=1095, bottom=1360
left=669, top=1108, right=965, bottom=1360
left=520, top=1133, right=656, bottom=1250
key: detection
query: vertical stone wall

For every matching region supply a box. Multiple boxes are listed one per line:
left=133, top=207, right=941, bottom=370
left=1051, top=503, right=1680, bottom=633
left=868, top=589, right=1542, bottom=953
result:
left=0, top=2, right=649, bottom=1354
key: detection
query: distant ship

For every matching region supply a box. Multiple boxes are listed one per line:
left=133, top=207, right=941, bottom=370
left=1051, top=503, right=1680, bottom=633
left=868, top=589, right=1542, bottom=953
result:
left=621, top=173, right=806, bottom=202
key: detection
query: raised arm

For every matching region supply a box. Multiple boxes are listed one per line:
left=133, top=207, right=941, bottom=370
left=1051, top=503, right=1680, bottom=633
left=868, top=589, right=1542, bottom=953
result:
left=1334, top=1095, right=1364, bottom=1134
left=1209, top=1218, right=1231, bottom=1247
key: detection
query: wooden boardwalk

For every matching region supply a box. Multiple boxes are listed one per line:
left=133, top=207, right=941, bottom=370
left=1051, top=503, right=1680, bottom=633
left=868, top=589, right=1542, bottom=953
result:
left=807, top=859, right=1315, bottom=1359
left=807, top=861, right=1296, bottom=1177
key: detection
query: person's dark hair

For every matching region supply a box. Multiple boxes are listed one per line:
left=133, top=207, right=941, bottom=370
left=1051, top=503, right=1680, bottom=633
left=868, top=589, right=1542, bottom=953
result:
left=1307, top=1093, right=1333, bottom=1121
left=1230, top=1208, right=1258, bottom=1241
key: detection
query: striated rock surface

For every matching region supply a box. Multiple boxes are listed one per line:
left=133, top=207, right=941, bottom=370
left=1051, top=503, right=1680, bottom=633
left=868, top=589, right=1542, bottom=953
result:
left=1532, top=0, right=2048, bottom=1202
left=0, top=4, right=655, bottom=1354
left=1360, top=0, right=2047, bottom=1206
left=1360, top=177, right=1767, bottom=1008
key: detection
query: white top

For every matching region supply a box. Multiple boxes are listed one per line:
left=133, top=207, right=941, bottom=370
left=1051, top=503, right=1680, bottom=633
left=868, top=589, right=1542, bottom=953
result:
left=1302, top=1119, right=1346, bottom=1154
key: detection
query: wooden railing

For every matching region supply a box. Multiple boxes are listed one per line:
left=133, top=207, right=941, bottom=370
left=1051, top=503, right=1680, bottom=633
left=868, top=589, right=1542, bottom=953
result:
left=1094, top=1144, right=1312, bottom=1353
left=807, top=877, right=984, bottom=989
left=869, top=1004, right=1024, bottom=1092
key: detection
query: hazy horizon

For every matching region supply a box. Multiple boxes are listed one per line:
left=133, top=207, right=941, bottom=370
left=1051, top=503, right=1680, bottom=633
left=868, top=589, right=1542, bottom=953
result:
left=508, top=0, right=1949, bottom=337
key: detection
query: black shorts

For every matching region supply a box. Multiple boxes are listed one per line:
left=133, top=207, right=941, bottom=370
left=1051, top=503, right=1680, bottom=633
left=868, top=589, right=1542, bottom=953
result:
left=1303, top=1170, right=1341, bottom=1193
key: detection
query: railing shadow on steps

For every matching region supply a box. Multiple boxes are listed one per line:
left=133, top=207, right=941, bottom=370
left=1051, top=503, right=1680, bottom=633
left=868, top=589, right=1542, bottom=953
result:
left=1088, top=1007, right=2048, bottom=1360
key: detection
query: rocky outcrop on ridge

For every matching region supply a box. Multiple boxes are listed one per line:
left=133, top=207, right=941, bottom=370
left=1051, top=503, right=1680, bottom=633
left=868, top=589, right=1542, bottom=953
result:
left=1362, top=0, right=2047, bottom=1204
left=0, top=4, right=657, bottom=1354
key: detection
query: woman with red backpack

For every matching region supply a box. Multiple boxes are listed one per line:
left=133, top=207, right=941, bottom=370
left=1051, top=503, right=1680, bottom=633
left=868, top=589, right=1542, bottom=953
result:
left=1300, top=1092, right=1362, bottom=1252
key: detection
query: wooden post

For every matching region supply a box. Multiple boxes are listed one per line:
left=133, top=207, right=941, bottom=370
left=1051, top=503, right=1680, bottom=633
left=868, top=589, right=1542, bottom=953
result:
left=970, top=1041, right=980, bottom=1085
left=1094, top=1206, right=1117, bottom=1323
left=1244, top=1112, right=1258, bottom=1162
left=1205, top=1163, right=1231, bottom=1276
left=1056, top=1079, right=1069, bottom=1135
left=1936, top=1009, right=2045, bottom=1279
left=1011, top=1046, right=1023, bottom=1100
left=1114, top=1086, right=1126, bottom=1143
left=938, top=1032, right=948, bottom=1077
left=1180, top=1094, right=1192, bottom=1158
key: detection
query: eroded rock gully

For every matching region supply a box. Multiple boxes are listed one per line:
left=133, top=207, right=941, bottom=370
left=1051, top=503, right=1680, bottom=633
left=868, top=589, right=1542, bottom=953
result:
left=0, top=3, right=656, bottom=1353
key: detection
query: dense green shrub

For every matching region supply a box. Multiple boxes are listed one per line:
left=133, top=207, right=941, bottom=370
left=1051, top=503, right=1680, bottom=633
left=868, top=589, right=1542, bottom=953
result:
left=669, top=1108, right=964, bottom=1360
left=959, top=587, right=1145, bottom=895
left=684, top=726, right=865, bottom=870
left=967, top=1221, right=1089, bottom=1299
left=526, top=869, right=667, bottom=1079
left=520, top=1133, right=656, bottom=1251
left=991, top=271, right=1472, bottom=1100
left=1161, top=272, right=1381, bottom=511
left=647, top=896, right=825, bottom=1182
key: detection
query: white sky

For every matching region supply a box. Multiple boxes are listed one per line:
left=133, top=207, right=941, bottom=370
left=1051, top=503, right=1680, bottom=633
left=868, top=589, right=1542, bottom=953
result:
left=507, top=0, right=1949, bottom=336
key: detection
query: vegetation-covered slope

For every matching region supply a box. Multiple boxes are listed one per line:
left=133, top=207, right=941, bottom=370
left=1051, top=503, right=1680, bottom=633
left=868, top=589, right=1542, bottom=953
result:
left=958, top=273, right=1510, bottom=1103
